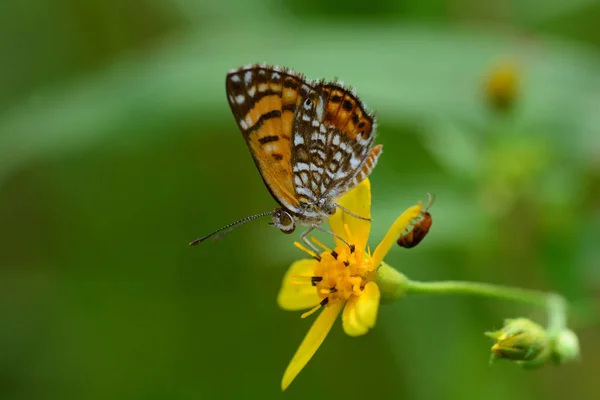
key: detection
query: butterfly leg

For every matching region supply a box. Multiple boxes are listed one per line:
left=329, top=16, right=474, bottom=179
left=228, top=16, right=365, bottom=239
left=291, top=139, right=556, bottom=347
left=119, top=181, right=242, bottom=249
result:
left=334, top=203, right=371, bottom=221
left=300, top=226, right=322, bottom=255
left=309, top=224, right=355, bottom=253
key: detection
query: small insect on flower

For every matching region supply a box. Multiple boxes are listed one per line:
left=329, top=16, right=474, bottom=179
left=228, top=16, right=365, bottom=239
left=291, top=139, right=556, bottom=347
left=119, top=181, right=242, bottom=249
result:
left=189, top=64, right=382, bottom=252
left=397, top=193, right=434, bottom=249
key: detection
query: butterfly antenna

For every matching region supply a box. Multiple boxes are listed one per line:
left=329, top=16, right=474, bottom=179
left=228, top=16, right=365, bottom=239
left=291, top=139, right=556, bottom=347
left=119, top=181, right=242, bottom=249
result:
left=189, top=211, right=273, bottom=246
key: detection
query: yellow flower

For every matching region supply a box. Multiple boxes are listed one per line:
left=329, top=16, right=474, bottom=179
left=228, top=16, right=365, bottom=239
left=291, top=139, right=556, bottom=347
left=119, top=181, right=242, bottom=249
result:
left=483, top=58, right=520, bottom=112
left=277, top=178, right=422, bottom=390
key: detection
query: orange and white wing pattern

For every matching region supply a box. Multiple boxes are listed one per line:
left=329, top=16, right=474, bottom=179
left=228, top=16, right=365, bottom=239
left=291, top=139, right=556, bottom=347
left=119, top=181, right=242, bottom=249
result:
left=226, top=64, right=382, bottom=215
left=290, top=80, right=382, bottom=204
left=226, top=65, right=316, bottom=213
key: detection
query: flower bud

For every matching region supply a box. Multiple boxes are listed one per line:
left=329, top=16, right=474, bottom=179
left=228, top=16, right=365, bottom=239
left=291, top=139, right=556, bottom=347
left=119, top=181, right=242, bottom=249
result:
left=485, top=318, right=547, bottom=362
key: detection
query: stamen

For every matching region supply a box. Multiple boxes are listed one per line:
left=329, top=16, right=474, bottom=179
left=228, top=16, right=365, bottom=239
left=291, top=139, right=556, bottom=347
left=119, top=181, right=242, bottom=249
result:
left=343, top=260, right=350, bottom=267
left=311, top=276, right=323, bottom=286
left=310, top=237, right=332, bottom=253
left=308, top=236, right=340, bottom=259
left=294, top=241, right=321, bottom=261
left=301, top=297, right=329, bottom=319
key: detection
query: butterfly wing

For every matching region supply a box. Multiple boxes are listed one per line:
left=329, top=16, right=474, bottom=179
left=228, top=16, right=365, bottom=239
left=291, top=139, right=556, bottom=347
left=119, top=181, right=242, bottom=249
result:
left=320, top=83, right=381, bottom=197
left=226, top=65, right=310, bottom=212
left=291, top=81, right=381, bottom=203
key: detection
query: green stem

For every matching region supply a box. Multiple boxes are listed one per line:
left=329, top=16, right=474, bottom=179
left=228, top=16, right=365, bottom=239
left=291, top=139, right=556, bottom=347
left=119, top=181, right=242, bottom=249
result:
left=404, top=279, right=567, bottom=335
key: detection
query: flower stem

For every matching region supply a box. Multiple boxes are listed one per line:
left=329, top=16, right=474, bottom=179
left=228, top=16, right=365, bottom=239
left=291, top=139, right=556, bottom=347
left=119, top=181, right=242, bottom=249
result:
left=404, top=279, right=567, bottom=335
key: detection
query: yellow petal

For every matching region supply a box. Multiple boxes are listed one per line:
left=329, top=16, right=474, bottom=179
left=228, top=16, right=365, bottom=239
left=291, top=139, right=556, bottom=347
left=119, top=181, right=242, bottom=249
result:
left=371, top=203, right=422, bottom=269
left=354, top=282, right=380, bottom=329
left=342, top=296, right=368, bottom=336
left=342, top=282, right=380, bottom=336
left=328, top=178, right=371, bottom=253
left=281, top=302, right=343, bottom=391
left=277, top=259, right=321, bottom=311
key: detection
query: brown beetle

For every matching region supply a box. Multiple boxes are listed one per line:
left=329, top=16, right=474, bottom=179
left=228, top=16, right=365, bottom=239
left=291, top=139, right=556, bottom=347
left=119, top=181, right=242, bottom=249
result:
left=397, top=193, right=434, bottom=248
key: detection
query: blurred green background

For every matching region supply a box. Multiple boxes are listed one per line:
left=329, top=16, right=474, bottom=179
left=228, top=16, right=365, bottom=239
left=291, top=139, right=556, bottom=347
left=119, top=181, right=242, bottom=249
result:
left=1, top=0, right=599, bottom=399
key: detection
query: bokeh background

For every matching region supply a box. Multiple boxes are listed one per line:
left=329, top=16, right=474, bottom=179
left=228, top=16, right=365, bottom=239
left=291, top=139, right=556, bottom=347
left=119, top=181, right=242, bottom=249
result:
left=1, top=0, right=599, bottom=399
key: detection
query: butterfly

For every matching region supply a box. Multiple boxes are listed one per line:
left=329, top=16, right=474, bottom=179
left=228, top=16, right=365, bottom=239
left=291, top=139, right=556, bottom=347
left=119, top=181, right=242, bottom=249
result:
left=190, top=64, right=382, bottom=251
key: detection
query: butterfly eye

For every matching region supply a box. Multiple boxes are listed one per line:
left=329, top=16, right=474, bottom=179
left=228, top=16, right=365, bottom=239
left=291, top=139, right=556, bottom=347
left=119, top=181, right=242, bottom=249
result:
left=303, top=98, right=313, bottom=110
left=272, top=209, right=296, bottom=234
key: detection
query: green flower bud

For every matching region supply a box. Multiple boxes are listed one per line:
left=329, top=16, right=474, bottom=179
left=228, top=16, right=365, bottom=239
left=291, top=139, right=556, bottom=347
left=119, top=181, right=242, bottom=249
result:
left=553, top=329, right=580, bottom=364
left=375, top=261, right=409, bottom=303
left=485, top=318, right=548, bottom=362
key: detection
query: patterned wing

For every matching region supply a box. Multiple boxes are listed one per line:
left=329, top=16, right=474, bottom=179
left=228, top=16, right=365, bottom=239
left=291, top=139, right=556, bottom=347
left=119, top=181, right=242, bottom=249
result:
left=290, top=80, right=381, bottom=203
left=226, top=65, right=311, bottom=212
left=320, top=83, right=381, bottom=197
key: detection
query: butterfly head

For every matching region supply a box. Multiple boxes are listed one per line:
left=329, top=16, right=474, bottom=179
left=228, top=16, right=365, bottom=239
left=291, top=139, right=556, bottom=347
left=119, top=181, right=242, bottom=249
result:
left=272, top=208, right=296, bottom=234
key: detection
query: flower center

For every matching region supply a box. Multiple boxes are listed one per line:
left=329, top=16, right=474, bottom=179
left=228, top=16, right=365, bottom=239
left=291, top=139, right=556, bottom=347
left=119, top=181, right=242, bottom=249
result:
left=294, top=234, right=375, bottom=318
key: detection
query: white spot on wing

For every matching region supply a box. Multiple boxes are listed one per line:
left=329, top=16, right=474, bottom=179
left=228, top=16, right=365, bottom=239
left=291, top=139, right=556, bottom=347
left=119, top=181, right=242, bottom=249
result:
left=293, top=163, right=310, bottom=172
left=333, top=135, right=340, bottom=146
left=350, top=156, right=361, bottom=169
left=244, top=71, right=252, bottom=85
left=235, top=95, right=245, bottom=104
left=334, top=170, right=348, bottom=180
left=248, top=86, right=256, bottom=97
left=310, top=149, right=326, bottom=159
left=296, top=187, right=316, bottom=199
left=230, top=74, right=241, bottom=83
left=300, top=171, right=309, bottom=184
left=240, top=120, right=248, bottom=130
left=294, top=135, right=304, bottom=146
left=310, top=165, right=324, bottom=175
left=311, top=132, right=326, bottom=143
left=316, top=95, right=325, bottom=119
left=264, top=143, right=278, bottom=153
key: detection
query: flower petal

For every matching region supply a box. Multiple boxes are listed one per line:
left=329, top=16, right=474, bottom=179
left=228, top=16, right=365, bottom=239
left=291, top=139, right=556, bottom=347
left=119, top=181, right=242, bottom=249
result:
left=342, top=296, right=368, bottom=336
left=371, top=203, right=422, bottom=269
left=281, top=302, right=343, bottom=391
left=277, top=259, right=321, bottom=311
left=328, top=178, right=371, bottom=253
left=342, top=282, right=380, bottom=336
left=354, top=281, right=380, bottom=329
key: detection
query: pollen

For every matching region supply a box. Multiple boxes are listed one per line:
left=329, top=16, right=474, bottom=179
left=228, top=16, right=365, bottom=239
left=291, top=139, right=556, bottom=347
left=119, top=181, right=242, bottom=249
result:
left=293, top=225, right=374, bottom=315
